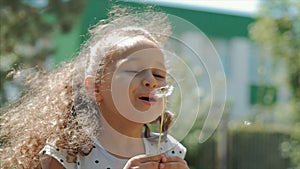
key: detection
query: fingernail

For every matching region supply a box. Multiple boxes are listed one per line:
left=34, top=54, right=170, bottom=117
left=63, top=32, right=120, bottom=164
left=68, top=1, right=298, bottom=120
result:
left=161, top=155, right=167, bottom=162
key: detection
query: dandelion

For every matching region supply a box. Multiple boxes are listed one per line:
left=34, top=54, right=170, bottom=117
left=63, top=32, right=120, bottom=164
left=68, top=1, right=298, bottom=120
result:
left=153, top=85, right=174, bottom=154
left=153, top=85, right=174, bottom=98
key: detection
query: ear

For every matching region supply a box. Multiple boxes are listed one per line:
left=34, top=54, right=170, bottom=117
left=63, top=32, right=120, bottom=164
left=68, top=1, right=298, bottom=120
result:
left=85, top=76, right=103, bottom=102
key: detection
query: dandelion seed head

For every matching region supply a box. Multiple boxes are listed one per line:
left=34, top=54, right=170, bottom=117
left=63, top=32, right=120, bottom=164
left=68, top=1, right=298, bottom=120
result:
left=153, top=85, right=174, bottom=98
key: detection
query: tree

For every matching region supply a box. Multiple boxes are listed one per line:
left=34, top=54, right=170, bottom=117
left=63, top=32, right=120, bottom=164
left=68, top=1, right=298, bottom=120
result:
left=249, top=0, right=300, bottom=168
left=0, top=0, right=85, bottom=106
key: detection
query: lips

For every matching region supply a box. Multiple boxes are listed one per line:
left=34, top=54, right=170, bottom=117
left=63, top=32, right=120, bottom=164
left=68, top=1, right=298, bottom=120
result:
left=138, top=93, right=157, bottom=105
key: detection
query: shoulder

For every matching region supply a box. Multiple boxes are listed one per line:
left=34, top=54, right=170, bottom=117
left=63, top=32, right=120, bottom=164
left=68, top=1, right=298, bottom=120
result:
left=145, top=133, right=187, bottom=159
left=163, top=134, right=187, bottom=159
left=48, top=157, right=66, bottom=169
left=39, top=143, right=76, bottom=169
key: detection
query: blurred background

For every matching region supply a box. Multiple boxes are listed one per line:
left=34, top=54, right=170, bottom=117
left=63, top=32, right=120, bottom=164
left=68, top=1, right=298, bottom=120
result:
left=0, top=0, right=299, bottom=169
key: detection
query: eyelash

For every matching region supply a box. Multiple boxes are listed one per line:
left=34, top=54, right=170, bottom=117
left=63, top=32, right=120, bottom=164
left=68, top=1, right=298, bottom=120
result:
left=125, top=70, right=165, bottom=79
left=126, top=70, right=139, bottom=74
left=153, top=74, right=165, bottom=79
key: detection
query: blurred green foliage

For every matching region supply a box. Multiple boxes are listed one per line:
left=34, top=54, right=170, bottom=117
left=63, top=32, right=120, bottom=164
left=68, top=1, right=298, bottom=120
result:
left=229, top=126, right=290, bottom=169
left=0, top=0, right=85, bottom=106
left=183, top=135, right=216, bottom=169
left=249, top=0, right=300, bottom=168
left=183, top=125, right=291, bottom=169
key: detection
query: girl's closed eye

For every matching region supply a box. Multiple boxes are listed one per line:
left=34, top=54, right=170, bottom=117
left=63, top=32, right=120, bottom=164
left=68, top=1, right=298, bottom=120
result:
left=153, top=73, right=165, bottom=79
left=125, top=70, right=139, bottom=74
left=122, top=70, right=139, bottom=77
left=153, top=69, right=166, bottom=79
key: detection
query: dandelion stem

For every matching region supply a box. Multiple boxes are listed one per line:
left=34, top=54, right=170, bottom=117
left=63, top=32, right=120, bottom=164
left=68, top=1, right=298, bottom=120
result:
left=157, top=97, right=165, bottom=154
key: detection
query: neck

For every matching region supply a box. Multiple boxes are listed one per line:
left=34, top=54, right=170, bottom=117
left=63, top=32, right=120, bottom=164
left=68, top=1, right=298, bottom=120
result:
left=102, top=110, right=145, bottom=137
left=97, top=110, right=145, bottom=157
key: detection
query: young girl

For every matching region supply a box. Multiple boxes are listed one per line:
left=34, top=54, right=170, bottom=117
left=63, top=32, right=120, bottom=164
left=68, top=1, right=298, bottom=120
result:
left=0, top=7, right=189, bottom=169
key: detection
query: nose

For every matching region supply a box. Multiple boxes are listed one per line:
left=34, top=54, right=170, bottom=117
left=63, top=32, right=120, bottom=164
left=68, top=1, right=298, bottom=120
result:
left=142, top=70, right=158, bottom=88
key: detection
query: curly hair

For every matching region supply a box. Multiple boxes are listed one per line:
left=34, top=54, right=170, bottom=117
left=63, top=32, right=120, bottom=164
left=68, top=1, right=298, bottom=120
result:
left=0, top=5, right=173, bottom=169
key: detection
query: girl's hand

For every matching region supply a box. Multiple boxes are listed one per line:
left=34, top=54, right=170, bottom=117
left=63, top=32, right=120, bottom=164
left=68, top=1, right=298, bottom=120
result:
left=123, top=154, right=189, bottom=169
left=123, top=154, right=164, bottom=169
left=159, top=156, right=189, bottom=169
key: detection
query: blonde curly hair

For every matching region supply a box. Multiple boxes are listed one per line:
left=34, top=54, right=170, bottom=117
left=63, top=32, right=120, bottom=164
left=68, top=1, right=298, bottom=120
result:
left=0, top=5, right=173, bottom=169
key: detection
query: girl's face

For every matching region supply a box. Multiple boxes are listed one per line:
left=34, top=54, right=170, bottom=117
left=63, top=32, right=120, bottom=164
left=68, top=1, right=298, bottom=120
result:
left=98, top=40, right=167, bottom=124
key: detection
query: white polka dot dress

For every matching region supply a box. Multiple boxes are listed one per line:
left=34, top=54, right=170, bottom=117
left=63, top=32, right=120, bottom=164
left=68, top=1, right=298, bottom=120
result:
left=39, top=134, right=186, bottom=169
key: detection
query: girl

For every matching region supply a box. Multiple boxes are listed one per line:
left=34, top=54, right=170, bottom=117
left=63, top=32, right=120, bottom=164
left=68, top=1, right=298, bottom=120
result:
left=0, top=7, right=189, bottom=169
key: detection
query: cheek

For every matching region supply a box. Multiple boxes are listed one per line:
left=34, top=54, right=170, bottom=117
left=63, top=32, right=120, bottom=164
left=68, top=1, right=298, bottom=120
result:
left=111, top=75, right=164, bottom=123
left=118, top=74, right=135, bottom=89
left=158, top=79, right=167, bottom=87
left=111, top=73, right=135, bottom=98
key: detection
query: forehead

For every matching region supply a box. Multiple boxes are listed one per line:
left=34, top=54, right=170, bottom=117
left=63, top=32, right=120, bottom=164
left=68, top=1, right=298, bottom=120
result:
left=117, top=47, right=165, bottom=69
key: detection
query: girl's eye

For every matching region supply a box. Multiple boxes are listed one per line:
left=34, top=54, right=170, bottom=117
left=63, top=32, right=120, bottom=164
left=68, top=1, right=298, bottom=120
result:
left=125, top=70, right=139, bottom=74
left=153, top=74, right=165, bottom=79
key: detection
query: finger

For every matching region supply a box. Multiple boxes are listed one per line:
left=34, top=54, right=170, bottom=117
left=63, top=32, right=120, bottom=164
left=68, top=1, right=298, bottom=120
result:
left=131, top=161, right=160, bottom=169
left=159, top=162, right=189, bottom=169
left=129, top=154, right=164, bottom=164
left=161, top=156, right=187, bottom=165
